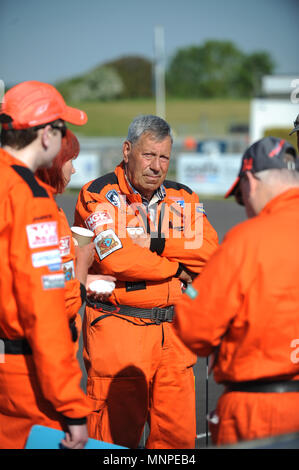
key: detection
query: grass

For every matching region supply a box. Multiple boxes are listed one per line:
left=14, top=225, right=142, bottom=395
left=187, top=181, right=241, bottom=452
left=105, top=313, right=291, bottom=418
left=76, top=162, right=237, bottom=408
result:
left=68, top=98, right=250, bottom=138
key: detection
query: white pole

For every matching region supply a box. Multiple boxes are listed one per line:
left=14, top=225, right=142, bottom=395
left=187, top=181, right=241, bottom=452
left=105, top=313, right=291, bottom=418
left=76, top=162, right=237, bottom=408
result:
left=154, top=25, right=166, bottom=120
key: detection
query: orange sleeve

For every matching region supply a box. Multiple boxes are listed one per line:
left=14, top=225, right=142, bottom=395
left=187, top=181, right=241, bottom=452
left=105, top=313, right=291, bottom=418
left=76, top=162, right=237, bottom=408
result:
left=173, top=232, right=241, bottom=357
left=9, top=185, right=90, bottom=420
left=74, top=187, right=180, bottom=282
left=160, top=193, right=218, bottom=273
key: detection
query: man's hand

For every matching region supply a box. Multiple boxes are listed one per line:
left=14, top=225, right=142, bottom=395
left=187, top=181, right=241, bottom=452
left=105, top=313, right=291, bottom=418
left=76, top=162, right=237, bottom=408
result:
left=60, top=423, right=89, bottom=449
left=75, top=242, right=95, bottom=269
left=130, top=233, right=151, bottom=249
left=86, top=274, right=116, bottom=302
left=178, top=269, right=193, bottom=285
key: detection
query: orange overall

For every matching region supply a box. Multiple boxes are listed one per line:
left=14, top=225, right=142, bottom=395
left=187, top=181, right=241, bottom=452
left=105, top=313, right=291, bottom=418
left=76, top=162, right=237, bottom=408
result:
left=174, top=189, right=299, bottom=445
left=0, top=149, right=90, bottom=449
left=74, top=163, right=218, bottom=448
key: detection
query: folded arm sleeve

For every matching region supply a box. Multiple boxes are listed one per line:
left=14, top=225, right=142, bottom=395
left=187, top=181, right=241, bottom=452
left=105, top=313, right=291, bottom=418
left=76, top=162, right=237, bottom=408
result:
left=74, top=188, right=180, bottom=281
left=159, top=193, right=219, bottom=273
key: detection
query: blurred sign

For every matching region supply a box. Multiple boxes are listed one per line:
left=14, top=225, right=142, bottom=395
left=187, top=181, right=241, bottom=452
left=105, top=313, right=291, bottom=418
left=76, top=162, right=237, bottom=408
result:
left=177, top=153, right=241, bottom=195
left=196, top=140, right=227, bottom=154
left=68, top=152, right=101, bottom=188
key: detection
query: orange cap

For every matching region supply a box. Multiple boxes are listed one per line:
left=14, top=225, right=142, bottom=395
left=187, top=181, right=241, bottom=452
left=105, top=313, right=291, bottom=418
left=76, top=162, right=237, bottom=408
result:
left=0, top=80, right=87, bottom=129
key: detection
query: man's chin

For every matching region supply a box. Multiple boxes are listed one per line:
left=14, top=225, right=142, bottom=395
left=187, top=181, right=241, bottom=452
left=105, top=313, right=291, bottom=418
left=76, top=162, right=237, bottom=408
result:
left=144, top=177, right=163, bottom=188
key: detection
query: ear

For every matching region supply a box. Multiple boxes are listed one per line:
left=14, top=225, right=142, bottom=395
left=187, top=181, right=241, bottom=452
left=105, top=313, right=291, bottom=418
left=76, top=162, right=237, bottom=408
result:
left=246, top=171, right=259, bottom=192
left=123, top=140, right=131, bottom=164
left=240, top=171, right=257, bottom=202
left=40, top=125, right=52, bottom=149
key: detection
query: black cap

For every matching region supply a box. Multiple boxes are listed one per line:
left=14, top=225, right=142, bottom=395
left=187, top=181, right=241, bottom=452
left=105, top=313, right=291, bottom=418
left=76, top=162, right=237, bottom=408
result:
left=289, top=114, right=299, bottom=135
left=225, top=136, right=298, bottom=198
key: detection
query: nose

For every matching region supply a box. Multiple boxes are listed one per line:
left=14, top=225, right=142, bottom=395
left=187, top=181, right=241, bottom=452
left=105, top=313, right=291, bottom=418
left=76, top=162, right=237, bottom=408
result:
left=150, top=156, right=161, bottom=173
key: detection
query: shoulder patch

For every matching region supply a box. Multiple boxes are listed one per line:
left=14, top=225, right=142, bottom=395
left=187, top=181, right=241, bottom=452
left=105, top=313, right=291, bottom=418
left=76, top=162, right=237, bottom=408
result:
left=62, top=260, right=75, bottom=281
left=85, top=211, right=113, bottom=231
left=163, top=179, right=193, bottom=195
left=94, top=229, right=122, bottom=260
left=26, top=221, right=59, bottom=249
left=106, top=189, right=121, bottom=207
left=196, top=204, right=207, bottom=215
left=87, top=172, right=118, bottom=194
left=11, top=165, right=49, bottom=198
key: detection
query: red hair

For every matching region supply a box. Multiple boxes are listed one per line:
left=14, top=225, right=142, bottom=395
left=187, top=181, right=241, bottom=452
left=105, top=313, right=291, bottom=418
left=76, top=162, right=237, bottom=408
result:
left=36, top=129, right=80, bottom=193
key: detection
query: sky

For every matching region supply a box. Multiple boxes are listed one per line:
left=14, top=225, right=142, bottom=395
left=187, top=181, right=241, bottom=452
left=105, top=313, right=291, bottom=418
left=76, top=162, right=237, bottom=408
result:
left=1, top=0, right=298, bottom=88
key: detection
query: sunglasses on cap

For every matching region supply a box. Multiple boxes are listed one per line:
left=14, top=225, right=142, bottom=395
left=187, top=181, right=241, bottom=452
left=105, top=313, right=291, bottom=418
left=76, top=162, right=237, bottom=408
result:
left=50, top=123, right=67, bottom=137
left=33, top=121, right=67, bottom=137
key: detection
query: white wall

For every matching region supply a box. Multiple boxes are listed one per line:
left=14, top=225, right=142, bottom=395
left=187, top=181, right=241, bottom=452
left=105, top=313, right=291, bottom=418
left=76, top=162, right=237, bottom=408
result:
left=68, top=152, right=101, bottom=188
left=177, top=154, right=241, bottom=195
left=250, top=99, right=298, bottom=143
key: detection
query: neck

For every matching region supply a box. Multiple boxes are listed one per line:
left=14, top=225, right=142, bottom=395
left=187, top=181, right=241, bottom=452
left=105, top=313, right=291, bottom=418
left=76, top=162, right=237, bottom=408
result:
left=140, top=190, right=154, bottom=202
left=124, top=168, right=155, bottom=201
left=3, top=145, right=36, bottom=171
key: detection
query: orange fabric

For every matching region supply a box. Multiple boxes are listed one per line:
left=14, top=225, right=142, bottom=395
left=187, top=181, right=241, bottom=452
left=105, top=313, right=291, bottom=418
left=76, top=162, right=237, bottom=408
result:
left=75, top=163, right=218, bottom=448
left=58, top=208, right=82, bottom=334
left=74, top=163, right=218, bottom=308
left=83, top=308, right=196, bottom=449
left=0, top=149, right=90, bottom=449
left=209, top=391, right=299, bottom=445
left=174, top=188, right=299, bottom=445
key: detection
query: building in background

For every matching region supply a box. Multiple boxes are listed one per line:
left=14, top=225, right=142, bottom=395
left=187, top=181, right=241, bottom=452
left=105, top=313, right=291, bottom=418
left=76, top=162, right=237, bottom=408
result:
left=250, top=75, right=299, bottom=143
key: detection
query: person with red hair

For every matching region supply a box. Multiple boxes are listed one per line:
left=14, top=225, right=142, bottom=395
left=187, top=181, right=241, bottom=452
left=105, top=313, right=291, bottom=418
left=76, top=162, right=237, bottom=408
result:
left=36, top=129, right=115, bottom=345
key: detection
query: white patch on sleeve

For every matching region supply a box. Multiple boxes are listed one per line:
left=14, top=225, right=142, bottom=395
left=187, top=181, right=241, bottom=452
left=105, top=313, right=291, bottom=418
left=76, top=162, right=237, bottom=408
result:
left=94, top=229, right=122, bottom=260
left=62, top=260, right=75, bottom=281
left=26, top=221, right=59, bottom=249
left=31, top=249, right=61, bottom=268
left=85, top=211, right=113, bottom=232
left=42, top=273, right=65, bottom=290
left=59, top=236, right=71, bottom=256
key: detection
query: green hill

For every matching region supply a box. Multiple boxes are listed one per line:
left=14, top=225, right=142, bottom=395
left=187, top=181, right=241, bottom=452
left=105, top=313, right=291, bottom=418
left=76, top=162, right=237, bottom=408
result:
left=64, top=98, right=250, bottom=138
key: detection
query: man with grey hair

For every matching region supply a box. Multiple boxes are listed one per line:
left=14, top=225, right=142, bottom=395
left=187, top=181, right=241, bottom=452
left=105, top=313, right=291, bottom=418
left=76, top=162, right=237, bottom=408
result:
left=174, top=136, right=299, bottom=446
left=74, top=114, right=218, bottom=449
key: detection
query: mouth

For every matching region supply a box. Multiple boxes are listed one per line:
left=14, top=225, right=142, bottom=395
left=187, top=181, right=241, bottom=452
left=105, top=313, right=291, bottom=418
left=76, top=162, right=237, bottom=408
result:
left=145, top=175, right=160, bottom=182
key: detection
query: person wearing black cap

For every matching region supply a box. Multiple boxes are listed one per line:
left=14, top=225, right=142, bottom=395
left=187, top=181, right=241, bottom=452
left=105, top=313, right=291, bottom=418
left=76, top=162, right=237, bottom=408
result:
left=173, top=136, right=299, bottom=446
left=225, top=136, right=298, bottom=216
left=290, top=114, right=299, bottom=151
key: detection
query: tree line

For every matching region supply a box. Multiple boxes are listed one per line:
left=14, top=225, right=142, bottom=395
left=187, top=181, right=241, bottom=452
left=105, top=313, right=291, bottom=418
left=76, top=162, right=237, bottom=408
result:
left=56, top=40, right=274, bottom=101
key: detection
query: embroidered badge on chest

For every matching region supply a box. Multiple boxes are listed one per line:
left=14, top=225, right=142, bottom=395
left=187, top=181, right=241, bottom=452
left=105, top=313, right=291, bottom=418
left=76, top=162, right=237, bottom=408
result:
left=105, top=189, right=121, bottom=208
left=94, top=229, right=122, bottom=260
